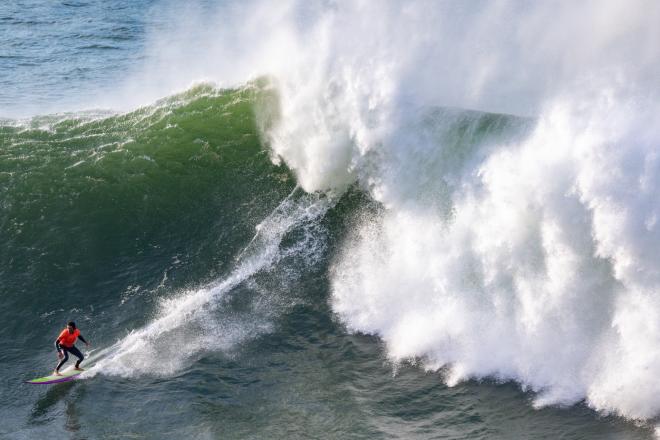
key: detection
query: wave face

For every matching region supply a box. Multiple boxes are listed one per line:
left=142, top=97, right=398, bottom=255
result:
left=1, top=82, right=298, bottom=359
left=1, top=81, right=364, bottom=439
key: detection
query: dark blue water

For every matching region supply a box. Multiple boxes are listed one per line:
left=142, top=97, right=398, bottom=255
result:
left=0, top=0, right=160, bottom=116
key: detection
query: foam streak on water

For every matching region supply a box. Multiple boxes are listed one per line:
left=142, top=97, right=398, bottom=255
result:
left=89, top=189, right=333, bottom=377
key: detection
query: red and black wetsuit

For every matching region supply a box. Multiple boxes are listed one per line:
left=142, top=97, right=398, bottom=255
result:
left=54, top=328, right=87, bottom=371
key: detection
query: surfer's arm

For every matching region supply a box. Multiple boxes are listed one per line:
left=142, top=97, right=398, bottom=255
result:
left=54, top=339, right=62, bottom=352
left=78, top=334, right=89, bottom=346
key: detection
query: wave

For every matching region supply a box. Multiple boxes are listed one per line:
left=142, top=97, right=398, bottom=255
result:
left=1, top=80, right=337, bottom=381
left=7, top=77, right=660, bottom=427
left=6, top=0, right=660, bottom=427
left=0, top=81, right=292, bottom=335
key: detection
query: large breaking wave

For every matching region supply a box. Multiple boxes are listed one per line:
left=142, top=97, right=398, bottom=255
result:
left=7, top=0, right=660, bottom=425
left=242, top=0, right=660, bottom=422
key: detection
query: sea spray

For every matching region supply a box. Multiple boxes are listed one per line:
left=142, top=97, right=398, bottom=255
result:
left=89, top=189, right=334, bottom=377
left=329, top=89, right=660, bottom=420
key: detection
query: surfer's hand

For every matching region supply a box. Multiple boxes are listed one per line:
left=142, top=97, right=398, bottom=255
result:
left=57, top=351, right=64, bottom=360
left=85, top=342, right=91, bottom=347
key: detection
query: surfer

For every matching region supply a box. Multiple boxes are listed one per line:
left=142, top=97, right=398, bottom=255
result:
left=53, top=321, right=90, bottom=375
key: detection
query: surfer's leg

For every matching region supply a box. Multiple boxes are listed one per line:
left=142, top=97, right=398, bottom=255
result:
left=55, top=349, right=69, bottom=373
left=70, top=345, right=84, bottom=369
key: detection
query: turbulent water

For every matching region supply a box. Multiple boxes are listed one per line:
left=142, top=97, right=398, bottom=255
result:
left=2, top=1, right=660, bottom=439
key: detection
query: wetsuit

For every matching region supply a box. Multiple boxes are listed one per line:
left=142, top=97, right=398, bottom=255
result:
left=54, top=328, right=87, bottom=371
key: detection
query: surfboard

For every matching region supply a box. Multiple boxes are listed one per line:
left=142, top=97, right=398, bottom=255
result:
left=25, top=368, right=84, bottom=385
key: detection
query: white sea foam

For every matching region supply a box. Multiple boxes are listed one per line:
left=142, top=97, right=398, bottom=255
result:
left=331, top=89, right=660, bottom=420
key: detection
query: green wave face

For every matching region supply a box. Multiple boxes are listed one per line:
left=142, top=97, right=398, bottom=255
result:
left=0, top=82, right=293, bottom=327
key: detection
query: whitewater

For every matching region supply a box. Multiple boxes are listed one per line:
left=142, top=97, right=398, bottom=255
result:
left=253, top=0, right=660, bottom=422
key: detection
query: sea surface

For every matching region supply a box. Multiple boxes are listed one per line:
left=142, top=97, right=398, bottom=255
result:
left=2, top=1, right=660, bottom=439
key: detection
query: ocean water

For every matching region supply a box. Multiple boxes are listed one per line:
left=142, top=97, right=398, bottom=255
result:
left=2, top=1, right=660, bottom=439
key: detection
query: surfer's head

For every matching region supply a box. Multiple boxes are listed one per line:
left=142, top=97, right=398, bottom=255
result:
left=67, top=321, right=76, bottom=331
